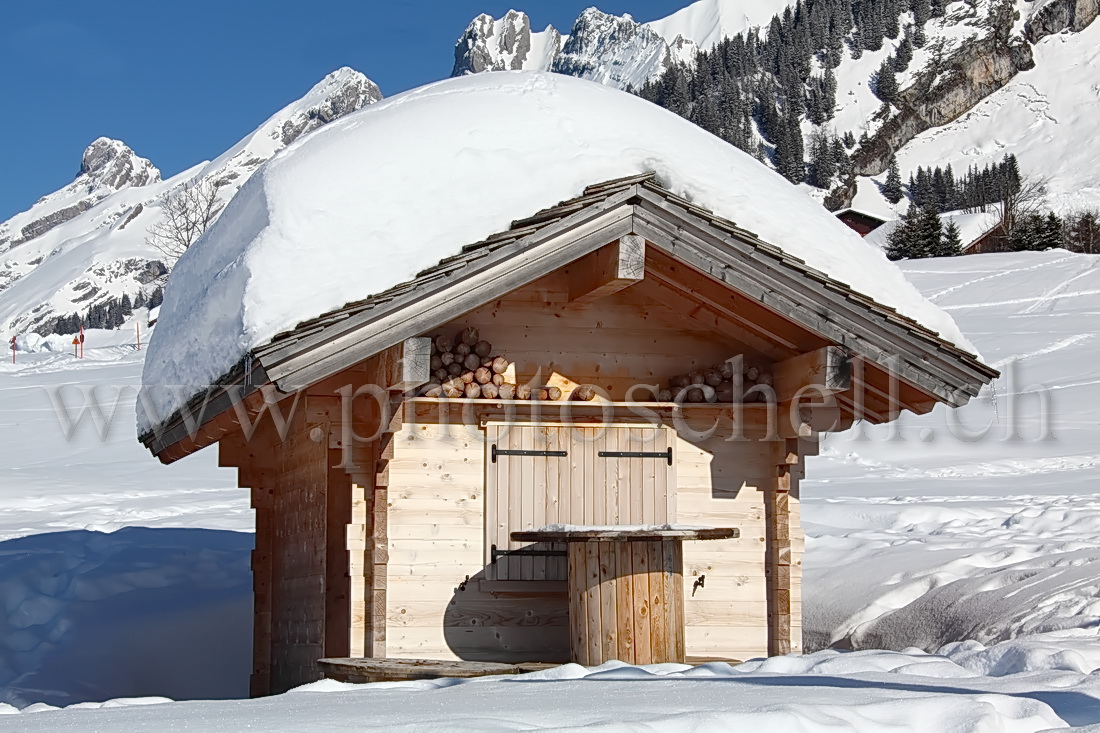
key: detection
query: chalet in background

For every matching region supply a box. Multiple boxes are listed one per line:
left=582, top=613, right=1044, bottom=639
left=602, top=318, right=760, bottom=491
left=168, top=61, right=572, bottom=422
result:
left=834, top=208, right=888, bottom=237
left=140, top=171, right=996, bottom=695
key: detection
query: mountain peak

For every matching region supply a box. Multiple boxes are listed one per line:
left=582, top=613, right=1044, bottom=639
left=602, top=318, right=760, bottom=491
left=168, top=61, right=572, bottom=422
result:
left=79, top=137, right=160, bottom=190
left=272, top=68, right=383, bottom=148
left=452, top=10, right=562, bottom=76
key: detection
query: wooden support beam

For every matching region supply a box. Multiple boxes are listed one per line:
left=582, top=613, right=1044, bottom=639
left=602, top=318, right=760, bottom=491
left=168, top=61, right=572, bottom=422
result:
left=251, top=501, right=274, bottom=696
left=567, top=234, right=645, bottom=306
left=778, top=404, right=847, bottom=438
left=773, top=346, right=851, bottom=404
left=765, top=464, right=795, bottom=657
left=381, top=337, right=431, bottom=393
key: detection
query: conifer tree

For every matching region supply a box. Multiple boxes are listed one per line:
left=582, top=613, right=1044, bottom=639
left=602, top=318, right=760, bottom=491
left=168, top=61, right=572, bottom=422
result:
left=809, top=130, right=838, bottom=188
left=887, top=204, right=945, bottom=259
left=873, top=61, right=899, bottom=104
left=833, top=136, right=852, bottom=178
left=883, top=155, right=905, bottom=205
left=940, top=220, right=963, bottom=256
left=893, top=34, right=914, bottom=72
left=886, top=205, right=920, bottom=260
left=912, top=0, right=933, bottom=25
left=823, top=66, right=837, bottom=118
left=914, top=205, right=945, bottom=257
left=1041, top=212, right=1064, bottom=250
left=1010, top=214, right=1046, bottom=251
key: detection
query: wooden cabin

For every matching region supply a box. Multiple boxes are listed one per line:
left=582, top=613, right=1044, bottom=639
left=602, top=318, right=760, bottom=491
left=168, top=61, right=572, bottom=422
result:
left=140, top=173, right=997, bottom=696
left=834, top=208, right=888, bottom=237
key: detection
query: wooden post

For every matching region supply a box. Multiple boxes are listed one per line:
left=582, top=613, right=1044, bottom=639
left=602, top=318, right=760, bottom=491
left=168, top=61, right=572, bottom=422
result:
left=765, top=439, right=797, bottom=656
left=519, top=529, right=736, bottom=666
left=251, top=499, right=274, bottom=696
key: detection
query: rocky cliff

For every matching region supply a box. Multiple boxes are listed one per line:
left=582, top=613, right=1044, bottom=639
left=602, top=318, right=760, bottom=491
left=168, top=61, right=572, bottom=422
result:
left=826, top=0, right=1093, bottom=211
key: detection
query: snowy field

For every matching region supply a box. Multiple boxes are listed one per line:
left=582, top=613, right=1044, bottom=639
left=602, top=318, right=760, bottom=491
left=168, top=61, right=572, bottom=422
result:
left=2, top=250, right=1100, bottom=730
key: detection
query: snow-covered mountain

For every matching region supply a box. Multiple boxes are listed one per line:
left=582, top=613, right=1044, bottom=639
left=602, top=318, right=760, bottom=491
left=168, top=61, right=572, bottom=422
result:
left=846, top=0, right=1100, bottom=220
left=452, top=0, right=793, bottom=89
left=6, top=0, right=1099, bottom=339
left=0, top=68, right=381, bottom=337
left=455, top=0, right=1099, bottom=222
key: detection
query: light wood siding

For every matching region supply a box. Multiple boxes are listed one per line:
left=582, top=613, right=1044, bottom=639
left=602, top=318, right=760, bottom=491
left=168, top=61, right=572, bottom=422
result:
left=382, top=271, right=803, bottom=663
left=486, top=425, right=674, bottom=581
left=439, top=269, right=770, bottom=402
left=385, top=422, right=570, bottom=663
left=677, top=435, right=804, bottom=659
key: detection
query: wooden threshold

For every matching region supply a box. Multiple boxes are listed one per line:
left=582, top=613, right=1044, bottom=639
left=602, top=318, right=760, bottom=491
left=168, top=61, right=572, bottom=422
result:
left=318, top=657, right=557, bottom=684
left=319, top=656, right=746, bottom=684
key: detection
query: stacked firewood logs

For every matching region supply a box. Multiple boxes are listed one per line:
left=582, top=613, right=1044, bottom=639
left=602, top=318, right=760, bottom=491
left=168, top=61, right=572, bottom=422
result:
left=419, top=327, right=572, bottom=401
left=659, top=359, right=773, bottom=403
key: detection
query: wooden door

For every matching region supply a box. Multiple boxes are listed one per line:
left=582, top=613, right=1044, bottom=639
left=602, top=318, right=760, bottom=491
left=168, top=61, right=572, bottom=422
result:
left=485, top=425, right=675, bottom=581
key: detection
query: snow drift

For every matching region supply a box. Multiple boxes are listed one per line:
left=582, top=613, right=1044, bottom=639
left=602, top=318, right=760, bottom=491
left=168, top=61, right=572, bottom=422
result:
left=141, top=70, right=973, bottom=432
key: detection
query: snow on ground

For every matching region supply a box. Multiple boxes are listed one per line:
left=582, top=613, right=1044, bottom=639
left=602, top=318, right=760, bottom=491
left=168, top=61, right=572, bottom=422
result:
left=2, top=654, right=1086, bottom=731
left=0, top=334, right=249, bottom=707
left=0, top=335, right=246, bottom=540
left=804, top=251, right=1100, bottom=660
left=648, top=0, right=794, bottom=51
left=142, top=70, right=973, bottom=435
left=4, top=250, right=1100, bottom=729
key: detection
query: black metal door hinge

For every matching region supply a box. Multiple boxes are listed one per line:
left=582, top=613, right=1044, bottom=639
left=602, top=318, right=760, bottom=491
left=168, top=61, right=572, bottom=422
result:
left=491, top=445, right=568, bottom=463
left=598, top=447, right=673, bottom=465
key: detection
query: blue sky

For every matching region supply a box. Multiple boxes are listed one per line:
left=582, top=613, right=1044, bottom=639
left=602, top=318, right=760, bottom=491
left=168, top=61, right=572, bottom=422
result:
left=0, top=1, right=689, bottom=220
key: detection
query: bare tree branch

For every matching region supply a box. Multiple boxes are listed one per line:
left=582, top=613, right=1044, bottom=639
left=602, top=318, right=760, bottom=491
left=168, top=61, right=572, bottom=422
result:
left=146, top=178, right=226, bottom=276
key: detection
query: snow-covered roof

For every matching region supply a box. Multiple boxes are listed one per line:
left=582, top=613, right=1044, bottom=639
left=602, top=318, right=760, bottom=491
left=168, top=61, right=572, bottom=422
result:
left=835, top=208, right=889, bottom=224
left=865, top=207, right=1003, bottom=251
left=140, top=71, right=976, bottom=434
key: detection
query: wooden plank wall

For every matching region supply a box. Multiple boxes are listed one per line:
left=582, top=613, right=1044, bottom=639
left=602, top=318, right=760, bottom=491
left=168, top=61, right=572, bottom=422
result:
left=385, top=421, right=571, bottom=662
left=269, top=425, right=328, bottom=691
left=238, top=396, right=353, bottom=695
left=439, top=269, right=766, bottom=401
left=378, top=270, right=804, bottom=663
left=677, top=434, right=804, bottom=659
left=384, top=421, right=803, bottom=663
left=485, top=424, right=673, bottom=581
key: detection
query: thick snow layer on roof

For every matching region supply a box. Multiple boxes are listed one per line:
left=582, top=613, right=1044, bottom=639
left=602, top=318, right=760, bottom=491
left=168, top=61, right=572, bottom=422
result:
left=140, top=71, right=974, bottom=432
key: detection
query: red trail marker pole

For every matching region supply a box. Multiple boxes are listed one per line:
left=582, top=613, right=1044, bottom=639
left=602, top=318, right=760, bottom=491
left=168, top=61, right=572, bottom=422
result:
left=9, top=335, right=15, bottom=364
left=79, top=325, right=85, bottom=359
left=136, top=322, right=141, bottom=351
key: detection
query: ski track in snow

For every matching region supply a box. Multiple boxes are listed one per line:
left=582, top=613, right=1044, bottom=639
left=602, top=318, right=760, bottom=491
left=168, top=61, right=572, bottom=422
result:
left=990, top=333, right=1093, bottom=369
left=1022, top=258, right=1100, bottom=315
left=920, top=254, right=1078, bottom=301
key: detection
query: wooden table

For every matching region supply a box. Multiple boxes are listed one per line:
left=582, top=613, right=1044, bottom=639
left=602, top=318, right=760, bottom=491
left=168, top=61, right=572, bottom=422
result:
left=510, top=527, right=738, bottom=666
